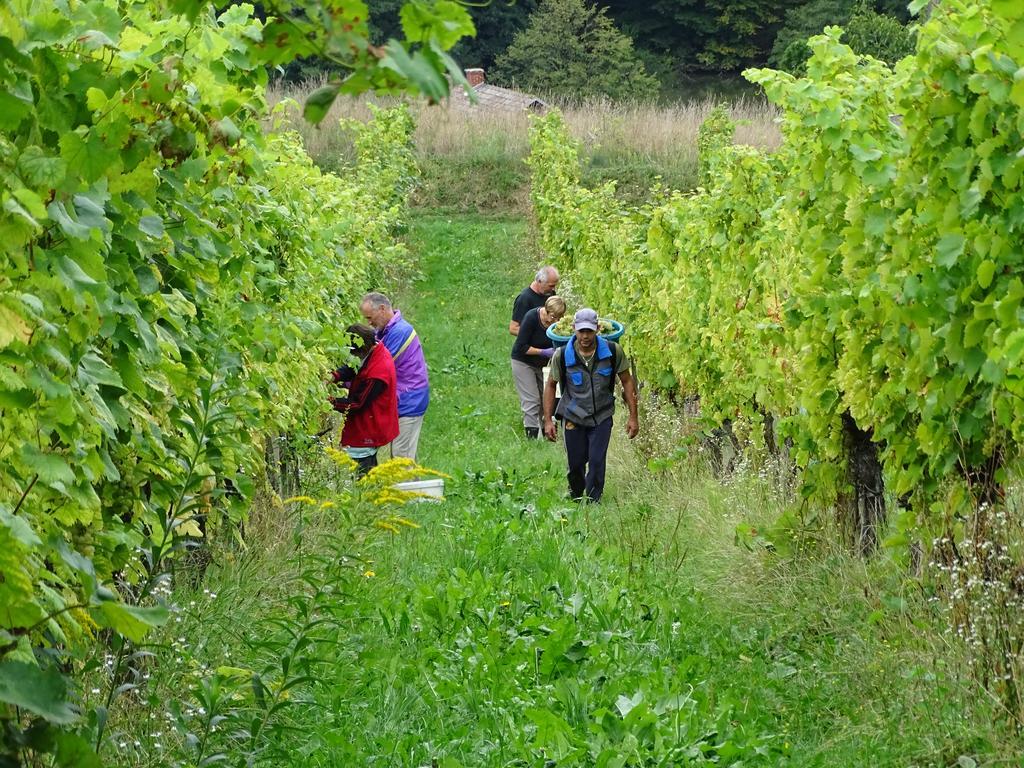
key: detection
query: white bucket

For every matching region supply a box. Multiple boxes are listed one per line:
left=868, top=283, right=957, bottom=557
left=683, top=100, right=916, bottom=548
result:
left=393, top=478, right=445, bottom=500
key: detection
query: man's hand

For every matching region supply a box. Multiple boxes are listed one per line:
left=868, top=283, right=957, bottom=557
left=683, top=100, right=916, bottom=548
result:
left=543, top=371, right=559, bottom=440
left=625, top=416, right=639, bottom=439
left=328, top=365, right=355, bottom=387
left=543, top=418, right=558, bottom=441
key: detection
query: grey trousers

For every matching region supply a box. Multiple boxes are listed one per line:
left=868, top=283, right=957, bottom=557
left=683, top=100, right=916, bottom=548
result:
left=389, top=415, right=424, bottom=460
left=511, top=359, right=545, bottom=430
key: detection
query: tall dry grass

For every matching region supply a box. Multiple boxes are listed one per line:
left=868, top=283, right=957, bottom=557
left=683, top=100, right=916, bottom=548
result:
left=266, top=80, right=781, bottom=176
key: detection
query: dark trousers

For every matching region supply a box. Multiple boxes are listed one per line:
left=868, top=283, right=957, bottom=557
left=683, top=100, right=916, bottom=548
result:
left=353, top=451, right=378, bottom=478
left=563, top=417, right=613, bottom=502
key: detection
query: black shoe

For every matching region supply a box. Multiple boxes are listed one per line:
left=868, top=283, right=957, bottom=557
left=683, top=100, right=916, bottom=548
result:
left=525, top=427, right=540, bottom=439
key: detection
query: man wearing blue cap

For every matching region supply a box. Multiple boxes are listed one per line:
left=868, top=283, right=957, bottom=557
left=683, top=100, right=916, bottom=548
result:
left=542, top=308, right=639, bottom=502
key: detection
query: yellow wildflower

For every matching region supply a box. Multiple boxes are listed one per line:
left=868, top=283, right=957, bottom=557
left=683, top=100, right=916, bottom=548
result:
left=363, top=570, right=375, bottom=578
left=359, top=457, right=450, bottom=488
left=360, top=457, right=419, bottom=485
left=71, top=607, right=100, bottom=638
left=282, top=495, right=318, bottom=505
left=325, top=446, right=359, bottom=471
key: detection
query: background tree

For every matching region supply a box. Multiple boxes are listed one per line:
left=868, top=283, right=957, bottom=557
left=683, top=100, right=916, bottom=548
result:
left=843, top=4, right=916, bottom=64
left=602, top=0, right=804, bottom=74
left=491, top=0, right=659, bottom=101
left=769, top=0, right=914, bottom=72
left=452, top=0, right=538, bottom=71
left=265, top=0, right=495, bottom=85
left=369, top=0, right=537, bottom=72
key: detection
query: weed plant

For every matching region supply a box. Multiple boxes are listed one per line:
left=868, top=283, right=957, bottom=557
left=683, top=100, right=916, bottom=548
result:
left=83, top=452, right=438, bottom=766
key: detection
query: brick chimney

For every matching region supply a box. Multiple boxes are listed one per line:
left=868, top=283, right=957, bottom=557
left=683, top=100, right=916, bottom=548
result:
left=465, top=68, right=485, bottom=87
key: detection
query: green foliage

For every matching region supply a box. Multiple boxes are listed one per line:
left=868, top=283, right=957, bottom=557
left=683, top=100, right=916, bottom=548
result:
left=530, top=0, right=1024, bottom=707
left=75, top=209, right=1021, bottom=768
left=748, top=28, right=907, bottom=510
left=492, top=0, right=659, bottom=102
left=749, top=0, right=1024, bottom=520
left=450, top=0, right=538, bottom=72
left=114, top=454, right=438, bottom=766
left=261, top=0, right=475, bottom=117
left=528, top=112, right=669, bottom=381
left=532, top=0, right=1024, bottom=542
left=696, top=104, right=735, bottom=185
left=769, top=0, right=855, bottom=70
left=371, top=0, right=539, bottom=72
left=604, top=0, right=805, bottom=74
left=769, top=0, right=915, bottom=73
left=0, top=0, right=429, bottom=759
left=843, top=3, right=917, bottom=65
left=530, top=108, right=788, bottom=443
left=771, top=38, right=814, bottom=74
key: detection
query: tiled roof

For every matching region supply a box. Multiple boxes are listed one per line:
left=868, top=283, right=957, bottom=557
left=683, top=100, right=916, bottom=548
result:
left=450, top=82, right=548, bottom=113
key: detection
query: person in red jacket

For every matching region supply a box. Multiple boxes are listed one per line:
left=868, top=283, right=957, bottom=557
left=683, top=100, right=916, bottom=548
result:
left=329, top=324, right=399, bottom=476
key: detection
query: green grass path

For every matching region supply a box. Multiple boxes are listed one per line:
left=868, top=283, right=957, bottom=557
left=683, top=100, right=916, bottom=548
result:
left=302, top=214, right=1004, bottom=767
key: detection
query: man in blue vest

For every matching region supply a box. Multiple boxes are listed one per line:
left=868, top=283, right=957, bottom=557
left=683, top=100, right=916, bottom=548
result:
left=542, top=308, right=639, bottom=502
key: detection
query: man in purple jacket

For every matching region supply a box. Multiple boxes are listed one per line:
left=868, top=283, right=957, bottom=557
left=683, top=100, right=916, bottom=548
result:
left=360, top=292, right=430, bottom=460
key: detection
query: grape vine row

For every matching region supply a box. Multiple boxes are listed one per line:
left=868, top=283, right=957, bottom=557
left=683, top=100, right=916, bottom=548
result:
left=0, top=0, right=473, bottom=759
left=530, top=0, right=1024, bottom=551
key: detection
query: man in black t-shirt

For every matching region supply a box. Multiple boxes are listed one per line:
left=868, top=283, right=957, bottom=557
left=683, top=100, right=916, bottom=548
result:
left=509, top=266, right=560, bottom=336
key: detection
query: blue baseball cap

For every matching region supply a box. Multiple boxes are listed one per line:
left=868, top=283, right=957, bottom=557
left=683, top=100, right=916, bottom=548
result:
left=573, top=308, right=598, bottom=332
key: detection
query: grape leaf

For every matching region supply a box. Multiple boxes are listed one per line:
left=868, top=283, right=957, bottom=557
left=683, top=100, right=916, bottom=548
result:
left=97, top=602, right=169, bottom=643
left=303, top=83, right=340, bottom=125
left=19, top=444, right=76, bottom=486
left=0, top=662, right=77, bottom=724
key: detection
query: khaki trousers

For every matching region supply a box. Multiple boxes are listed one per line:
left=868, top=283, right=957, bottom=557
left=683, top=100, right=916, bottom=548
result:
left=389, top=415, right=424, bottom=461
left=511, top=359, right=545, bottom=430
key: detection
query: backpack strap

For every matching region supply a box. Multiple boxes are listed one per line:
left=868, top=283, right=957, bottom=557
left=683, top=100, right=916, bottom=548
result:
left=607, top=342, right=622, bottom=391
